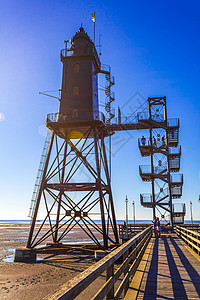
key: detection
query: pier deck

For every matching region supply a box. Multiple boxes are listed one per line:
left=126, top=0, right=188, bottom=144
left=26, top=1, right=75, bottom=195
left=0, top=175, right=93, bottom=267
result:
left=125, top=234, right=200, bottom=299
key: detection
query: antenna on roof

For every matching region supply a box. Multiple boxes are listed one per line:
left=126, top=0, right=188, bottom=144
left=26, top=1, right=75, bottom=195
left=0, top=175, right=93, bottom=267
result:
left=95, top=34, right=102, bottom=56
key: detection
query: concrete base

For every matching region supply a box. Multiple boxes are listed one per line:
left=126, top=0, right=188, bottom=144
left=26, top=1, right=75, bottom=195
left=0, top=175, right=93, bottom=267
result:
left=14, top=248, right=36, bottom=263
left=46, top=242, right=63, bottom=247
left=14, top=244, right=115, bottom=262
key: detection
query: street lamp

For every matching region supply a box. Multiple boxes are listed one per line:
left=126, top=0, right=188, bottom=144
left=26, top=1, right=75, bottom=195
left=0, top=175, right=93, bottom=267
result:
left=125, top=195, right=128, bottom=226
left=190, top=201, right=193, bottom=225
left=132, top=201, right=135, bottom=226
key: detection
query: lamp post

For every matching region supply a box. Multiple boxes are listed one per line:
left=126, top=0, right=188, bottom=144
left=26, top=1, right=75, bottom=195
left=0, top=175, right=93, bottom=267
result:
left=132, top=201, right=135, bottom=227
left=125, top=195, right=128, bottom=226
left=190, top=201, right=193, bottom=225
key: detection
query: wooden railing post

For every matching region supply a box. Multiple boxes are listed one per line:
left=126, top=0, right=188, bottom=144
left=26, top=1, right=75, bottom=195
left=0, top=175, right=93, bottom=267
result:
left=123, top=249, right=129, bottom=297
left=106, top=263, right=114, bottom=300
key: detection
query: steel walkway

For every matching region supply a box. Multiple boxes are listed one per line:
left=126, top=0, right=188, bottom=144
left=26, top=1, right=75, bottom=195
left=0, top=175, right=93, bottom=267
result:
left=125, top=234, right=200, bottom=300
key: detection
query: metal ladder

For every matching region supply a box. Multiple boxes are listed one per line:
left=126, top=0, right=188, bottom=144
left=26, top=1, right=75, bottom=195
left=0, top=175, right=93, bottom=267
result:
left=28, top=130, right=53, bottom=219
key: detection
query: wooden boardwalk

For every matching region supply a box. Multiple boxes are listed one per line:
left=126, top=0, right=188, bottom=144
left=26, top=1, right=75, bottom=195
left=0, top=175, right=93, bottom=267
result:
left=125, top=234, right=200, bottom=300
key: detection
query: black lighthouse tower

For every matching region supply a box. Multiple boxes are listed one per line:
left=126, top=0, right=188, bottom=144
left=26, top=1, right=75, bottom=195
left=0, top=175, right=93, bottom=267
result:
left=59, top=26, right=100, bottom=123
left=15, top=27, right=119, bottom=262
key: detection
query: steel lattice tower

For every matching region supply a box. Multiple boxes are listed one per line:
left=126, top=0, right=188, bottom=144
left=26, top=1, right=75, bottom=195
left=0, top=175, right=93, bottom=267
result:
left=27, top=125, right=119, bottom=250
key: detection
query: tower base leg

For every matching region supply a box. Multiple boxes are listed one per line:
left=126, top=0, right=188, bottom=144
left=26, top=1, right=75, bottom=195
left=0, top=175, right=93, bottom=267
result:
left=14, top=248, right=36, bottom=263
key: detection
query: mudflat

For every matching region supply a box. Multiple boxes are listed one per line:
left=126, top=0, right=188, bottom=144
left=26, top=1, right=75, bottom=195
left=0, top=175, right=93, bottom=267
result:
left=0, top=223, right=105, bottom=300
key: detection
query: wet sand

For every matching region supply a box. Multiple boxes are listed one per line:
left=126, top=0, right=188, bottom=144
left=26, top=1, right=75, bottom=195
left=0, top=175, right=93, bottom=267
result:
left=0, top=223, right=105, bottom=299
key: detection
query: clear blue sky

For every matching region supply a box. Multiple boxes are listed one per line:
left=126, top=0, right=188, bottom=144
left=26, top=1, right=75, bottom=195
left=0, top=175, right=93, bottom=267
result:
left=0, top=0, right=200, bottom=220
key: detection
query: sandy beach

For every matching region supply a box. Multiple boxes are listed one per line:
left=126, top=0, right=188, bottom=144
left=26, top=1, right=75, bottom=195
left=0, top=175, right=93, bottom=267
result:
left=0, top=223, right=106, bottom=299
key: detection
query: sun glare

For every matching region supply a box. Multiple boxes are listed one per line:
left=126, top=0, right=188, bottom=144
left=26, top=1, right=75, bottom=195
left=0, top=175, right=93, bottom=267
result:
left=0, top=113, right=5, bottom=122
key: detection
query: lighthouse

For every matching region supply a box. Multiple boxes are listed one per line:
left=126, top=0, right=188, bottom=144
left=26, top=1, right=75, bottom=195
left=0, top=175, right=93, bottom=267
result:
left=59, top=26, right=100, bottom=123
left=14, top=27, right=119, bottom=262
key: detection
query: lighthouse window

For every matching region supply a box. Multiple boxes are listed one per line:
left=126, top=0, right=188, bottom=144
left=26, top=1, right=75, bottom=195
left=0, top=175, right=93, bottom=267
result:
left=72, top=108, right=78, bottom=118
left=74, top=64, right=80, bottom=73
left=73, top=86, right=79, bottom=95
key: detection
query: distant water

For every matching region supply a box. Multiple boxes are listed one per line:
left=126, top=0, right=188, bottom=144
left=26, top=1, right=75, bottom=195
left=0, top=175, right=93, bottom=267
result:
left=0, top=220, right=32, bottom=224
left=0, top=220, right=199, bottom=225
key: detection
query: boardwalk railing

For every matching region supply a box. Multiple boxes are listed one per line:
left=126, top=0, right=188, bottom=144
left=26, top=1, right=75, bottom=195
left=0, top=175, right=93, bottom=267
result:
left=44, top=226, right=152, bottom=300
left=180, top=224, right=200, bottom=233
left=176, top=225, right=200, bottom=256
left=118, top=223, right=150, bottom=241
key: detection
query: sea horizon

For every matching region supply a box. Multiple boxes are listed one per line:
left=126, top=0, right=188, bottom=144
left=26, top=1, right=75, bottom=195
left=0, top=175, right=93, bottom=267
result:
left=0, top=219, right=199, bottom=225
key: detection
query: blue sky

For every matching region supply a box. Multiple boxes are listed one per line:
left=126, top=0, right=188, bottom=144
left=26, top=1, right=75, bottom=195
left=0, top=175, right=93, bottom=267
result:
left=0, top=0, right=200, bottom=220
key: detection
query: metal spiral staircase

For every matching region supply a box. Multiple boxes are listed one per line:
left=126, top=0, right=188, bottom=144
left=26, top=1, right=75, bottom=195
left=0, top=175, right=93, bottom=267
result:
left=137, top=97, right=185, bottom=227
left=100, top=64, right=115, bottom=124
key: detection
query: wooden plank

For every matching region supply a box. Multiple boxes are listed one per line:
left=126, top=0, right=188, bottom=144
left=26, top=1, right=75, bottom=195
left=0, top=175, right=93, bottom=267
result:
left=128, top=233, right=200, bottom=299
left=179, top=238, right=200, bottom=263
left=115, top=233, right=151, bottom=299
left=124, top=239, right=153, bottom=300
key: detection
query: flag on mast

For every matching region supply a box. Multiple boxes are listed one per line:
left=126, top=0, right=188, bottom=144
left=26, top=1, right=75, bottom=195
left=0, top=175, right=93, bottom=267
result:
left=91, top=12, right=95, bottom=22
left=91, top=12, right=96, bottom=43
